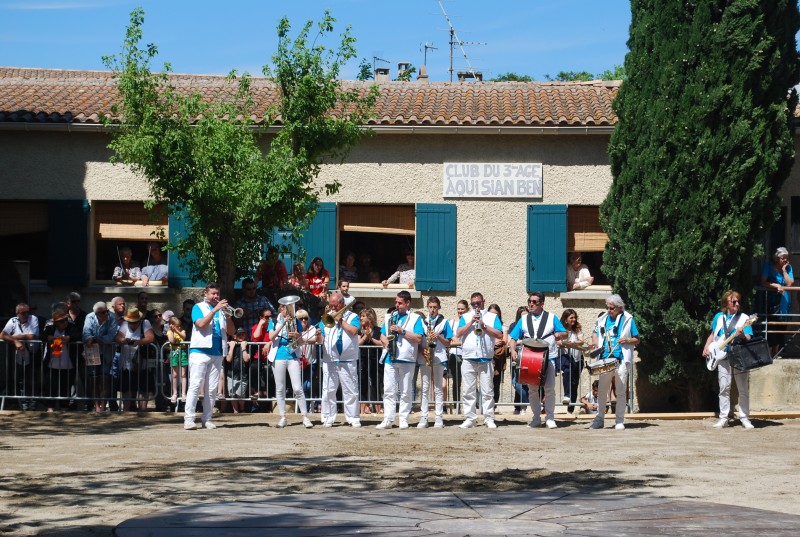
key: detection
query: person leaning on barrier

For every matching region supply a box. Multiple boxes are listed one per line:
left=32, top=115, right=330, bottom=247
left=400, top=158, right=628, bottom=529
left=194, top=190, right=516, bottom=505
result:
left=115, top=307, right=155, bottom=412
left=589, top=294, right=640, bottom=430
left=42, top=308, right=80, bottom=412
left=1, top=302, right=39, bottom=410
left=358, top=307, right=382, bottom=416
left=139, top=242, right=168, bottom=287
left=108, top=296, right=127, bottom=412
left=82, top=301, right=117, bottom=413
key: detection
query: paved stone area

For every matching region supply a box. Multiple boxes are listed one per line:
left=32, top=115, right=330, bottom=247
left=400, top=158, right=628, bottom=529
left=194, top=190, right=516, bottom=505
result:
left=115, top=492, right=800, bottom=536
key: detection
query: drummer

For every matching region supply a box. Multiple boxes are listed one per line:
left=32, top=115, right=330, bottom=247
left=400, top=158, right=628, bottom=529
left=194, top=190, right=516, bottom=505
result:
left=589, top=294, right=640, bottom=430
left=508, top=292, right=567, bottom=429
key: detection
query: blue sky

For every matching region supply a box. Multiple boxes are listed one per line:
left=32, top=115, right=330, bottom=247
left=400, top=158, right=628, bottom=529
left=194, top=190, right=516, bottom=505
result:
left=1, top=0, right=632, bottom=81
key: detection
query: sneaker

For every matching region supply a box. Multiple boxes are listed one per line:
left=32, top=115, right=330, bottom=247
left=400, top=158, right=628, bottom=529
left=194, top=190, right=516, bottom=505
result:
left=546, top=419, right=557, bottom=429
left=614, top=423, right=625, bottom=430
left=399, top=420, right=409, bottom=429
left=740, top=418, right=754, bottom=429
left=485, top=419, right=497, bottom=429
left=351, top=420, right=362, bottom=428
left=276, top=417, right=287, bottom=428
left=513, top=408, right=521, bottom=415
left=417, top=419, right=429, bottom=429
left=562, top=397, right=570, bottom=404
left=303, top=417, right=314, bottom=428
left=322, top=419, right=334, bottom=428
left=202, top=421, right=217, bottom=430
left=589, top=417, right=604, bottom=429
left=459, top=419, right=476, bottom=429
left=376, top=419, right=393, bottom=430
left=520, top=409, right=527, bottom=415
left=434, top=417, right=444, bottom=428
left=712, top=418, right=729, bottom=429
left=184, top=422, right=197, bottom=430
left=527, top=419, right=541, bottom=429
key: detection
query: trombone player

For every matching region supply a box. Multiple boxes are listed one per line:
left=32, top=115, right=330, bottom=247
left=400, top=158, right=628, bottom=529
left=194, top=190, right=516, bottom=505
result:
left=417, top=296, right=452, bottom=428
left=315, top=292, right=361, bottom=427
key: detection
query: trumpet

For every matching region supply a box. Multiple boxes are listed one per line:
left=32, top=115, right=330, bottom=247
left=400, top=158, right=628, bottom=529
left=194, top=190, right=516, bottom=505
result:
left=322, top=302, right=354, bottom=328
left=473, top=307, right=484, bottom=337
left=223, top=305, right=244, bottom=319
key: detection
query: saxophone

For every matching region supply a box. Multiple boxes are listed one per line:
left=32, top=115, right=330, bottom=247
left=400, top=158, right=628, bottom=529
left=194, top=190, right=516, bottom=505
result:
left=422, top=311, right=438, bottom=367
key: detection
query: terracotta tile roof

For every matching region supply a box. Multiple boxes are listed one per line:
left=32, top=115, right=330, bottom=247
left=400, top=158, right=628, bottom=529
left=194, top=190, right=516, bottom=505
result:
left=0, top=67, right=620, bottom=127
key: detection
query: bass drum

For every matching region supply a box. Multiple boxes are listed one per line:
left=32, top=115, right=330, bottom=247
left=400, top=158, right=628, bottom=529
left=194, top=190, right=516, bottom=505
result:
left=519, top=345, right=549, bottom=387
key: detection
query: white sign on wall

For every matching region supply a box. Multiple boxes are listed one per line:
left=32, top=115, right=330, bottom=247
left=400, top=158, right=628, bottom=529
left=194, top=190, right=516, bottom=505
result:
left=442, top=162, right=543, bottom=199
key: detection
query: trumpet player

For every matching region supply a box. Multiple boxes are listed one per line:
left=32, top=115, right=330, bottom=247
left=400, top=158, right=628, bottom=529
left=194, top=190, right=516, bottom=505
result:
left=508, top=292, right=567, bottom=429
left=376, top=291, right=424, bottom=429
left=417, top=296, right=453, bottom=428
left=184, top=282, right=235, bottom=431
left=455, top=292, right=503, bottom=429
left=315, top=292, right=362, bottom=427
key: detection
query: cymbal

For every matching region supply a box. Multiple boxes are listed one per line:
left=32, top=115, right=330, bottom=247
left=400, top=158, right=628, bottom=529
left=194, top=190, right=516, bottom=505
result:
left=519, top=337, right=548, bottom=349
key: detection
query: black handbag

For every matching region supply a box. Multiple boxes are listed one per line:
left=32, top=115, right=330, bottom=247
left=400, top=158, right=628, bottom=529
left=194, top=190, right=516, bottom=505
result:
left=728, top=337, right=773, bottom=371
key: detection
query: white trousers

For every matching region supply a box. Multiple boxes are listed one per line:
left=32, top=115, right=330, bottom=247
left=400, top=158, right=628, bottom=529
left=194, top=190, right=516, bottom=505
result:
left=273, top=359, right=308, bottom=417
left=527, top=359, right=556, bottom=421
left=419, top=361, right=445, bottom=421
left=596, top=361, right=628, bottom=424
left=184, top=353, right=222, bottom=426
left=321, top=360, right=360, bottom=423
left=383, top=361, right=416, bottom=423
left=717, top=360, right=749, bottom=419
left=461, top=360, right=495, bottom=421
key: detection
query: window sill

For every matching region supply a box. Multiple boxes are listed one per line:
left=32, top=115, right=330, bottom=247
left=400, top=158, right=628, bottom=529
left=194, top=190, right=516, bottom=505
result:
left=560, top=285, right=612, bottom=301
left=349, top=285, right=421, bottom=299
left=88, top=282, right=180, bottom=295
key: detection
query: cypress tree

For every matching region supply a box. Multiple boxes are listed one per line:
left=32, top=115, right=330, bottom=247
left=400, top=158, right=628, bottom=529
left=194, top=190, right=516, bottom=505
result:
left=603, top=0, right=800, bottom=408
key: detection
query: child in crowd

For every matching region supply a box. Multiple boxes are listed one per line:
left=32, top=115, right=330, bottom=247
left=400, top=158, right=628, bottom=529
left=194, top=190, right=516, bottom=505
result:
left=580, top=380, right=600, bottom=414
left=166, top=315, right=188, bottom=404
left=226, top=328, right=251, bottom=413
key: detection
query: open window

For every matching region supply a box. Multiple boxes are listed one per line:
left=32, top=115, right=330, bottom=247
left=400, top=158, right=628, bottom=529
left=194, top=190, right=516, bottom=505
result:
left=0, top=201, right=48, bottom=281
left=567, top=206, right=608, bottom=286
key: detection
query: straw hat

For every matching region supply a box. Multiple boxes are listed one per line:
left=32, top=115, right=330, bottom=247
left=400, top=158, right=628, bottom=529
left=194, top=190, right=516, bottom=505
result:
left=124, top=308, right=143, bottom=323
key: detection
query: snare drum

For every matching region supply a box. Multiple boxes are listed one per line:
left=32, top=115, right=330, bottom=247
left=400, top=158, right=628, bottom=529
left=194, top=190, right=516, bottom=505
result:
left=586, top=358, right=618, bottom=376
left=519, top=344, right=549, bottom=386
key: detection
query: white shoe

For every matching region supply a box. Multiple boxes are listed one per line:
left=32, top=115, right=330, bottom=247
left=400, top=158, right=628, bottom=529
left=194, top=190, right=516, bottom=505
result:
left=351, top=420, right=362, bottom=428
left=303, top=417, right=314, bottom=428
left=485, top=419, right=497, bottom=429
left=184, top=422, right=197, bottom=430
left=589, top=417, right=604, bottom=429
left=375, top=419, right=393, bottom=430
left=399, top=420, right=409, bottom=429
left=202, top=421, right=217, bottom=430
left=527, top=419, right=541, bottom=429
left=712, top=418, right=729, bottom=429
left=276, top=417, right=287, bottom=428
left=433, top=417, right=444, bottom=428
left=417, top=419, right=429, bottom=429
left=459, top=419, right=476, bottom=429
left=740, top=418, right=754, bottom=429
left=322, top=420, right=333, bottom=428
left=546, top=419, right=557, bottom=429
left=614, top=423, right=625, bottom=430
left=562, top=397, right=570, bottom=404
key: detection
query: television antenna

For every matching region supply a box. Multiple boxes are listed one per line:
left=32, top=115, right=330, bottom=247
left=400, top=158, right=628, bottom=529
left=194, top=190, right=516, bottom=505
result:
left=421, top=42, right=438, bottom=66
left=372, top=55, right=390, bottom=73
left=436, top=0, right=485, bottom=82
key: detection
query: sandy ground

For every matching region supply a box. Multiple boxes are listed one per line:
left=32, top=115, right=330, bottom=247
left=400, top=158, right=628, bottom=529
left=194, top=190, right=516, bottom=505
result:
left=1, top=409, right=799, bottom=536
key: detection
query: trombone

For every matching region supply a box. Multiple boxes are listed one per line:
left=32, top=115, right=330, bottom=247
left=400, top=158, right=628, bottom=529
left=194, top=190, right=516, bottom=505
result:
left=322, top=302, right=354, bottom=328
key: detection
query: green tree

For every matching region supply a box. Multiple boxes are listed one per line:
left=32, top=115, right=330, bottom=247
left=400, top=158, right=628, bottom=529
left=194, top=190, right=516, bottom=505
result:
left=544, top=70, right=594, bottom=82
left=596, top=64, right=626, bottom=80
left=490, top=72, right=533, bottom=82
left=357, top=58, right=373, bottom=80
left=603, top=0, right=800, bottom=408
left=394, top=63, right=417, bottom=81
left=103, top=8, right=377, bottom=298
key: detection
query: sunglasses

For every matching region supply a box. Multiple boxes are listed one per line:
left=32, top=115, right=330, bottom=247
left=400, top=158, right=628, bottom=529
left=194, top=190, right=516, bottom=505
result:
left=730, top=300, right=741, bottom=305
left=606, top=306, right=618, bottom=310
left=528, top=300, right=541, bottom=305
left=470, top=302, right=482, bottom=307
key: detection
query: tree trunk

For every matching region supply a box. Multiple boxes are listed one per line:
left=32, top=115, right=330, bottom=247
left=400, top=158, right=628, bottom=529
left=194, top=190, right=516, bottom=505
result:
left=215, top=239, right=237, bottom=302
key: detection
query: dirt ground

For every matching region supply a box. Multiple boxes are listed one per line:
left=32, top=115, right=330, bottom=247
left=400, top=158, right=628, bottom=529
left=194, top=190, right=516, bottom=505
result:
left=1, top=409, right=799, bottom=536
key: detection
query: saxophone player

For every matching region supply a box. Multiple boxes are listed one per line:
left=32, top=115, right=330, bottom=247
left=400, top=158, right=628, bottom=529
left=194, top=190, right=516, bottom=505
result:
left=417, top=296, right=453, bottom=428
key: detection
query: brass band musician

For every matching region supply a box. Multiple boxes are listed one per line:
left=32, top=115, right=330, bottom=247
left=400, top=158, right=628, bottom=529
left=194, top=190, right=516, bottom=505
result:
left=417, top=296, right=453, bottom=428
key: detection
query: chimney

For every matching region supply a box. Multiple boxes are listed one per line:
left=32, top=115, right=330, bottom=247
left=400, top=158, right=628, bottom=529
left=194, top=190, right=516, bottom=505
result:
left=397, top=62, right=411, bottom=80
left=417, top=64, right=429, bottom=82
left=375, top=67, right=390, bottom=83
left=457, top=71, right=483, bottom=82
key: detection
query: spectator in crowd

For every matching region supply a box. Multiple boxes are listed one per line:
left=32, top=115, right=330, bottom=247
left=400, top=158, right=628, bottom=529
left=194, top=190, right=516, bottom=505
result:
left=382, top=249, right=415, bottom=288
left=225, top=328, right=251, bottom=414
left=115, top=307, right=155, bottom=412
left=288, top=261, right=309, bottom=291
left=112, top=246, right=141, bottom=284
left=82, top=301, right=116, bottom=413
left=567, top=253, right=594, bottom=290
left=256, top=246, right=288, bottom=290
left=43, top=308, right=79, bottom=412
left=108, top=296, right=127, bottom=412
left=306, top=257, right=331, bottom=298
left=488, top=303, right=508, bottom=413
left=249, top=307, right=273, bottom=412
left=179, top=299, right=195, bottom=340
left=140, top=242, right=168, bottom=287
left=558, top=308, right=585, bottom=412
left=338, top=278, right=356, bottom=306
left=761, top=246, right=794, bottom=353
left=340, top=251, right=359, bottom=282
left=1, top=303, right=39, bottom=410
left=66, top=292, right=88, bottom=333
left=368, top=271, right=381, bottom=284
left=358, top=253, right=374, bottom=281
left=166, top=314, right=188, bottom=404
left=235, top=277, right=276, bottom=335
left=358, top=307, right=382, bottom=415
left=580, top=380, right=600, bottom=414
left=510, top=305, right=530, bottom=415
left=447, top=299, right=469, bottom=410
left=293, top=309, right=318, bottom=414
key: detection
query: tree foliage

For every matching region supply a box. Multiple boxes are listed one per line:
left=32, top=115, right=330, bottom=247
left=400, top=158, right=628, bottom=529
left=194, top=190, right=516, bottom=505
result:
left=490, top=72, right=533, bottom=82
left=394, top=63, right=417, bottom=81
left=357, top=58, right=373, bottom=80
left=490, top=66, right=624, bottom=83
left=603, top=0, right=800, bottom=406
left=103, top=8, right=377, bottom=297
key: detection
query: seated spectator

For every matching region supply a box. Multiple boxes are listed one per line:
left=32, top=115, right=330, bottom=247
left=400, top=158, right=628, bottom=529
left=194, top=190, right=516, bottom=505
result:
left=382, top=249, right=415, bottom=288
left=340, top=251, right=359, bottom=282
left=82, top=301, right=116, bottom=413
left=256, top=246, right=288, bottom=289
left=580, top=380, right=600, bottom=414
left=358, top=253, right=374, bottom=282
left=43, top=307, right=80, bottom=412
left=288, top=261, right=309, bottom=291
left=113, top=246, right=141, bottom=284
left=306, top=257, right=331, bottom=298
left=140, top=242, right=168, bottom=287
left=235, top=277, right=276, bottom=335
left=368, top=271, right=381, bottom=284
left=1, top=303, right=39, bottom=410
left=567, top=253, right=594, bottom=290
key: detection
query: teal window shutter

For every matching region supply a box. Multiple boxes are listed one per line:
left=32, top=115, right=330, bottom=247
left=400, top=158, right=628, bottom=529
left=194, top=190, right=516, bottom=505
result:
left=299, top=202, right=337, bottom=288
left=47, top=200, right=89, bottom=287
left=415, top=203, right=457, bottom=291
left=168, top=209, right=202, bottom=288
left=527, top=204, right=567, bottom=292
